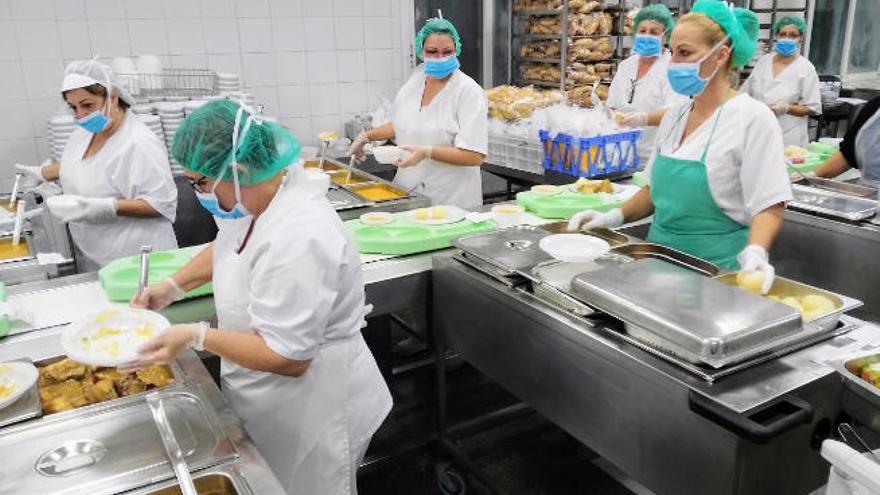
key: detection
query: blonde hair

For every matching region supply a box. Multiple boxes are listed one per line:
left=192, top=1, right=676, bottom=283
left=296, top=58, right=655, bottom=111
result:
left=677, top=12, right=734, bottom=71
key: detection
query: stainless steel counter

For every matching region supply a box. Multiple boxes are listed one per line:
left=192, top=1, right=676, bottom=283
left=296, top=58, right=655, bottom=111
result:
left=432, top=251, right=880, bottom=495
left=0, top=327, right=285, bottom=495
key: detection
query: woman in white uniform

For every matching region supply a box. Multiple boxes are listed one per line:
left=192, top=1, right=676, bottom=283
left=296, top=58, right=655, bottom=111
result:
left=607, top=4, right=686, bottom=165
left=16, top=60, right=177, bottom=272
left=740, top=16, right=821, bottom=147
left=349, top=17, right=488, bottom=209
left=570, top=1, right=792, bottom=294
left=131, top=100, right=392, bottom=495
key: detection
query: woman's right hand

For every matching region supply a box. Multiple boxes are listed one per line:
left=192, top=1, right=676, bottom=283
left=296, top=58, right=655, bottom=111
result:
left=130, top=279, right=185, bottom=311
left=348, top=131, right=370, bottom=162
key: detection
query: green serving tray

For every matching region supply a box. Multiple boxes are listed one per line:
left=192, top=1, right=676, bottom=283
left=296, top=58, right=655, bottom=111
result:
left=516, top=189, right=622, bottom=219
left=346, top=215, right=495, bottom=255
left=98, top=248, right=213, bottom=302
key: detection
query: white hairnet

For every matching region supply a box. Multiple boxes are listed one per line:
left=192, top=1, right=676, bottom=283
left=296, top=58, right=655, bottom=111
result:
left=61, top=59, right=135, bottom=106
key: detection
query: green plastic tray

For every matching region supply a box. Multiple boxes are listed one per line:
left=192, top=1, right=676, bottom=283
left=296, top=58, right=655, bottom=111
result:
left=516, top=189, right=622, bottom=219
left=346, top=215, right=495, bottom=255
left=98, top=248, right=213, bottom=302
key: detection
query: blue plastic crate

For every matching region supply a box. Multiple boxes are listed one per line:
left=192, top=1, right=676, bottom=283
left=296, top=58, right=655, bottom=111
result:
left=539, top=128, right=642, bottom=178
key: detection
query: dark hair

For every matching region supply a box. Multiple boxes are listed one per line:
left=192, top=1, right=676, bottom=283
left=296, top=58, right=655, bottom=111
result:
left=62, top=83, right=130, bottom=111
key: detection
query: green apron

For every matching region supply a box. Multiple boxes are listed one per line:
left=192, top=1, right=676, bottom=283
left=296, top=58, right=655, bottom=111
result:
left=647, top=103, right=749, bottom=270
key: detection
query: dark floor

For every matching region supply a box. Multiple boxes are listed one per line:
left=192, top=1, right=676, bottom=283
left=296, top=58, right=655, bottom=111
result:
left=356, top=321, right=639, bottom=495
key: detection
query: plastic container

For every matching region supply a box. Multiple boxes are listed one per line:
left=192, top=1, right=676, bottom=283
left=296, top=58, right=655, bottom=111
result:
left=540, top=128, right=643, bottom=179
left=539, top=234, right=610, bottom=263
left=491, top=204, right=525, bottom=227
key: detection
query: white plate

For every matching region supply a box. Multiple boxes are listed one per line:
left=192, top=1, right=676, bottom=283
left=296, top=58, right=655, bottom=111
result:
left=567, top=182, right=640, bottom=199
left=61, top=308, right=170, bottom=367
left=0, top=362, right=38, bottom=411
left=405, top=206, right=467, bottom=225
left=531, top=185, right=562, bottom=196
left=539, top=234, right=610, bottom=263
left=360, top=212, right=394, bottom=225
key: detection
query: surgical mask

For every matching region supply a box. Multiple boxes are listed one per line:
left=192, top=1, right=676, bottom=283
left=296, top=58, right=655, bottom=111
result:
left=633, top=34, right=662, bottom=57
left=774, top=39, right=798, bottom=57
left=76, top=98, right=111, bottom=134
left=196, top=104, right=260, bottom=220
left=666, top=36, right=729, bottom=97
left=424, top=55, right=459, bottom=79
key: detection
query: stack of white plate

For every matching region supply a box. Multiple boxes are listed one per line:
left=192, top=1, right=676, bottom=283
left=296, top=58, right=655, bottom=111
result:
left=132, top=103, right=154, bottom=115
left=137, top=114, right=165, bottom=144
left=47, top=114, right=76, bottom=161
left=156, top=102, right=185, bottom=173
left=183, top=99, right=207, bottom=117
left=217, top=73, right=241, bottom=93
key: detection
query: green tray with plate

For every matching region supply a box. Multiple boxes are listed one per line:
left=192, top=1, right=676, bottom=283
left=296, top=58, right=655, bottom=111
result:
left=98, top=248, right=213, bottom=302
left=516, top=186, right=631, bottom=220
left=345, top=209, right=495, bottom=255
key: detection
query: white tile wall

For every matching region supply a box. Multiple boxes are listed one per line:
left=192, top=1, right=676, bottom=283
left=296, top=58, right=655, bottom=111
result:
left=0, top=0, right=409, bottom=189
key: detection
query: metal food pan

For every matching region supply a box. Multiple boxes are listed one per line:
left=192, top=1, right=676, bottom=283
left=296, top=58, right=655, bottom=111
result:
left=789, top=184, right=878, bottom=222
left=346, top=182, right=409, bottom=202
left=610, top=243, right=720, bottom=276
left=326, top=187, right=372, bottom=211
left=796, top=176, right=878, bottom=198
left=714, top=273, right=862, bottom=332
left=834, top=352, right=880, bottom=432
left=326, top=170, right=371, bottom=186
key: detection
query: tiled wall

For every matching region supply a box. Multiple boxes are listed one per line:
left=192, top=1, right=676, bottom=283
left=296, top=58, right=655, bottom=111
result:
left=0, top=0, right=410, bottom=188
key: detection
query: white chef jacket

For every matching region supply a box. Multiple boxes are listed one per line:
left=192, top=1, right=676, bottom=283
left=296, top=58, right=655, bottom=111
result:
left=607, top=53, right=687, bottom=165
left=644, top=93, right=793, bottom=225
left=60, top=112, right=177, bottom=271
left=391, top=65, right=488, bottom=210
left=741, top=53, right=822, bottom=147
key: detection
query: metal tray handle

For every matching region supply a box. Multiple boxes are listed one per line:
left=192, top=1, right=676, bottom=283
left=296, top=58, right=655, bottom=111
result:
left=147, top=392, right=198, bottom=495
left=688, top=391, right=814, bottom=444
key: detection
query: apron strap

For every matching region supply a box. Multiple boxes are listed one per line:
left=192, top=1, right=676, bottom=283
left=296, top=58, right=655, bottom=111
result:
left=659, top=99, right=730, bottom=162
left=699, top=101, right=727, bottom=163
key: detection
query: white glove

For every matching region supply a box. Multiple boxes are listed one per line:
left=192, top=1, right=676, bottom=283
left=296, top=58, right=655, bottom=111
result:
left=397, top=145, right=433, bottom=168
left=348, top=131, right=370, bottom=163
left=737, top=244, right=775, bottom=295
left=567, top=208, right=624, bottom=232
left=14, top=162, right=47, bottom=184
left=48, top=195, right=117, bottom=224
left=620, top=112, right=648, bottom=127
left=769, top=102, right=789, bottom=116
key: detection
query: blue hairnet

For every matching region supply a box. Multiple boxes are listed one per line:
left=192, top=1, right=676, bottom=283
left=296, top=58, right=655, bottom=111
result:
left=633, top=4, right=675, bottom=41
left=171, top=99, right=301, bottom=186
left=414, top=18, right=462, bottom=61
left=773, top=15, right=807, bottom=35
left=688, top=0, right=759, bottom=68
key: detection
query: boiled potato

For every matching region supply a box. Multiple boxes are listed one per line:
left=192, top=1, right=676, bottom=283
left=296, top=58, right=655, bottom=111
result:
left=414, top=208, right=429, bottom=220
left=736, top=270, right=765, bottom=294
left=781, top=297, right=803, bottom=312
left=801, top=294, right=836, bottom=313
left=431, top=206, right=447, bottom=219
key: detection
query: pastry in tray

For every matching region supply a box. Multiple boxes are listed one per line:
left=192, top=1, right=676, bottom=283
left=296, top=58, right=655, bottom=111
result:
left=573, top=178, right=614, bottom=194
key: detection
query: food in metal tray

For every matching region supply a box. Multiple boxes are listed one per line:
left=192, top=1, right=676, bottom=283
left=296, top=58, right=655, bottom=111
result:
left=845, top=361, right=880, bottom=390
left=733, top=271, right=837, bottom=320
left=37, top=358, right=173, bottom=414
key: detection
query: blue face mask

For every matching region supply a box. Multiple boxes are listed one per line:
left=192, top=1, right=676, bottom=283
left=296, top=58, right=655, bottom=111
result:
left=424, top=56, right=460, bottom=79
left=667, top=37, right=729, bottom=97
left=76, top=108, right=111, bottom=134
left=633, top=34, right=662, bottom=57
left=196, top=190, right=250, bottom=220
left=774, top=38, right=798, bottom=57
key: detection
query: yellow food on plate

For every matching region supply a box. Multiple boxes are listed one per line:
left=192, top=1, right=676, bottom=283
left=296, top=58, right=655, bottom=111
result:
left=573, top=178, right=613, bottom=194
left=735, top=270, right=765, bottom=294
left=493, top=205, right=522, bottom=214
left=431, top=206, right=447, bottom=219
left=93, top=309, right=121, bottom=324
left=784, top=145, right=808, bottom=159
left=532, top=185, right=560, bottom=195
left=0, top=380, right=15, bottom=398
left=414, top=208, right=429, bottom=220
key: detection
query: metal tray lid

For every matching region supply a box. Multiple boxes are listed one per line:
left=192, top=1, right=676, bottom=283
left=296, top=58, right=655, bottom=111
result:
left=570, top=258, right=803, bottom=362
left=789, top=184, right=878, bottom=221
left=0, top=389, right=236, bottom=495
left=452, top=225, right=553, bottom=277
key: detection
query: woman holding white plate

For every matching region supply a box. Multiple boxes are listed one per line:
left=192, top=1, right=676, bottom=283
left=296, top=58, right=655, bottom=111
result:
left=349, top=16, right=488, bottom=210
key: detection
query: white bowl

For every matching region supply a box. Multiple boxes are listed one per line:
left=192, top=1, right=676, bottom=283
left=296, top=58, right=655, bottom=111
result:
left=61, top=308, right=170, bottom=367
left=491, top=204, right=525, bottom=227
left=531, top=185, right=562, bottom=196
left=0, top=362, right=39, bottom=411
left=539, top=234, right=610, bottom=263
left=360, top=211, right=394, bottom=226
left=372, top=145, right=405, bottom=164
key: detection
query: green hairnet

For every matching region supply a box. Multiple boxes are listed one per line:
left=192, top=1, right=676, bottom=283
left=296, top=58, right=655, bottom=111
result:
left=773, top=15, right=807, bottom=35
left=689, top=0, right=759, bottom=68
left=414, top=18, right=462, bottom=61
left=172, top=99, right=301, bottom=186
left=632, top=4, right=675, bottom=42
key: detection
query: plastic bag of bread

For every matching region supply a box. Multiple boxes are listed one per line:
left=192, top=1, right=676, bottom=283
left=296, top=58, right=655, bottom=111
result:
left=521, top=40, right=562, bottom=59
left=522, top=16, right=563, bottom=35
left=567, top=39, right=613, bottom=62
left=568, top=13, right=602, bottom=36
left=594, top=63, right=614, bottom=78
left=568, top=0, right=601, bottom=14
left=486, top=85, right=562, bottom=121
left=514, top=0, right=564, bottom=13
left=521, top=63, right=562, bottom=83
left=566, top=63, right=600, bottom=85
left=567, top=84, right=608, bottom=108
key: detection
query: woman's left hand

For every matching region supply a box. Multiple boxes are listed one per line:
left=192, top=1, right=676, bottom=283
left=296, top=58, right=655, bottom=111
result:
left=396, top=145, right=433, bottom=168
left=120, top=323, right=207, bottom=370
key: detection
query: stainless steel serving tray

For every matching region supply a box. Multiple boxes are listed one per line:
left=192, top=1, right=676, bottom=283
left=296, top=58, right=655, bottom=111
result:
left=326, top=186, right=373, bottom=211
left=570, top=258, right=804, bottom=369
left=452, top=225, right=554, bottom=279
left=795, top=176, right=878, bottom=198
left=610, top=243, right=720, bottom=276
left=835, top=352, right=880, bottom=432
left=788, top=184, right=878, bottom=222
left=0, top=387, right=237, bottom=495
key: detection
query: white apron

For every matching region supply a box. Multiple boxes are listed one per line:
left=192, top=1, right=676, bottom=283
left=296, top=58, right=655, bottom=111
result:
left=855, top=109, right=880, bottom=189
left=214, top=213, right=391, bottom=494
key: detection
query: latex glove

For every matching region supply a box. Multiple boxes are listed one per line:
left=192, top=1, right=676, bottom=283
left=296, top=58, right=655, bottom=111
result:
left=14, top=162, right=48, bottom=184
left=120, top=322, right=209, bottom=370
left=49, top=195, right=117, bottom=224
left=769, top=102, right=789, bottom=116
left=130, top=278, right=186, bottom=311
left=620, top=112, right=648, bottom=127
left=737, top=244, right=775, bottom=295
left=348, top=131, right=370, bottom=163
left=567, top=207, right=624, bottom=232
left=396, top=145, right=432, bottom=168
